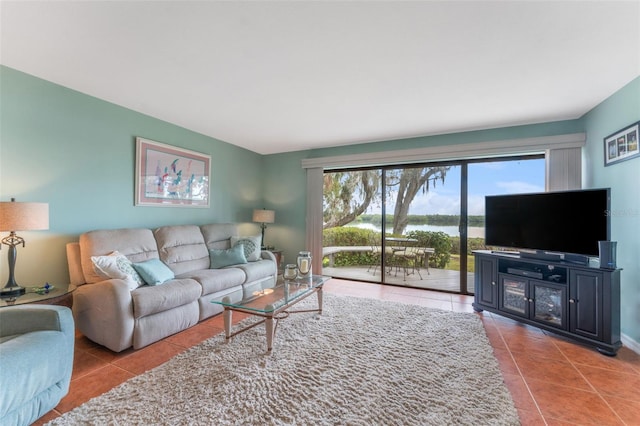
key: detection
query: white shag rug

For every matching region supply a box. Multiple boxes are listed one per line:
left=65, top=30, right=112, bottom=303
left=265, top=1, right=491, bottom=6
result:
left=49, top=294, right=519, bottom=425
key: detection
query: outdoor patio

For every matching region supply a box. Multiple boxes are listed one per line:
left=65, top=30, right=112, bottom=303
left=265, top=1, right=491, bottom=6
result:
left=321, top=265, right=476, bottom=294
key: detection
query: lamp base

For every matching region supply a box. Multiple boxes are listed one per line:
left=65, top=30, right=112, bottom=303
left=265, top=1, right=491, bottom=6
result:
left=1, top=285, right=26, bottom=297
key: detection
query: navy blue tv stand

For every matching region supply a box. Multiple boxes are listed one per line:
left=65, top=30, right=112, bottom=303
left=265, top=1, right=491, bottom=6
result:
left=473, top=250, right=621, bottom=355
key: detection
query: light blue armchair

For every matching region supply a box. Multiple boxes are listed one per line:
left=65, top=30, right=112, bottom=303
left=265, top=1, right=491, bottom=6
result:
left=0, top=305, right=75, bottom=426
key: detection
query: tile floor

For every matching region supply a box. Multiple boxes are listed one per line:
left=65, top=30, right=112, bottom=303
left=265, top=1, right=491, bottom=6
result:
left=37, top=279, right=640, bottom=425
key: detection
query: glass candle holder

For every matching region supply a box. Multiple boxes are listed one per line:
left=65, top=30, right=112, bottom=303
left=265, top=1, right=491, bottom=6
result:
left=297, top=251, right=312, bottom=278
left=283, top=264, right=298, bottom=280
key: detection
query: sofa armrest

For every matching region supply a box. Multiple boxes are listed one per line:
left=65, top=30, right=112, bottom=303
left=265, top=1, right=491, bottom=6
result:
left=73, top=279, right=135, bottom=352
left=66, top=242, right=86, bottom=288
left=0, top=305, right=74, bottom=339
left=260, top=250, right=277, bottom=263
left=260, top=250, right=278, bottom=276
left=0, top=306, right=74, bottom=424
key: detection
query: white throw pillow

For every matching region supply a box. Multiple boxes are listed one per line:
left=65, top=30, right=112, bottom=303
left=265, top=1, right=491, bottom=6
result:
left=230, top=235, right=262, bottom=262
left=91, top=251, right=145, bottom=290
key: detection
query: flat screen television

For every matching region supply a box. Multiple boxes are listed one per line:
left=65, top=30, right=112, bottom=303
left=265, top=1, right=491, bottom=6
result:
left=484, top=188, right=610, bottom=257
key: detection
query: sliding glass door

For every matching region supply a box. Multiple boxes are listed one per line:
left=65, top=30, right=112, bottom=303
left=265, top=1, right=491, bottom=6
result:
left=321, top=155, right=545, bottom=294
left=383, top=165, right=463, bottom=291
left=322, top=169, right=383, bottom=282
left=466, top=158, right=546, bottom=292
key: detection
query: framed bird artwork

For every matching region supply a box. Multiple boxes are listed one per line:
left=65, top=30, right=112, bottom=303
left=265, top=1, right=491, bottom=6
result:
left=135, top=137, right=211, bottom=207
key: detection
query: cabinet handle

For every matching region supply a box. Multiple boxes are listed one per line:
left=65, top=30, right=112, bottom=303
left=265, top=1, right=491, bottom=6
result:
left=491, top=281, right=496, bottom=286
left=569, top=299, right=576, bottom=304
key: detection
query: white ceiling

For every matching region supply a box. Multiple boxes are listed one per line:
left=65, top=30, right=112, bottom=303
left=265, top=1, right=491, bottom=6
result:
left=2, top=1, right=639, bottom=155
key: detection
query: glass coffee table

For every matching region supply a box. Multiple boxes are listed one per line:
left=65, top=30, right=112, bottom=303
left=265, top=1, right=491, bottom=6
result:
left=212, top=275, right=329, bottom=352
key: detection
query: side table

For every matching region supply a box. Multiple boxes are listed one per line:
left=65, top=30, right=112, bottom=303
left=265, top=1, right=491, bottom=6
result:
left=269, top=249, right=283, bottom=273
left=0, top=284, right=74, bottom=308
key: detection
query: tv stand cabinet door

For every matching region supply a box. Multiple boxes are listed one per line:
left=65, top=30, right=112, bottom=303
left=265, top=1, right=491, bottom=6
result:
left=569, top=270, right=603, bottom=341
left=475, top=255, right=498, bottom=308
left=530, top=281, right=567, bottom=330
left=498, top=275, right=529, bottom=319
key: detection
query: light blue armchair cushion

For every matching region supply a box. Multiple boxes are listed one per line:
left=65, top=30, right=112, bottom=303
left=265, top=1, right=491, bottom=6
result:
left=0, top=305, right=75, bottom=426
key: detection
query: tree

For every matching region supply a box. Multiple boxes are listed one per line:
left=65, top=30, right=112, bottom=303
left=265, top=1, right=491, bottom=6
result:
left=323, top=171, right=379, bottom=229
left=386, top=166, right=450, bottom=235
left=323, top=166, right=450, bottom=234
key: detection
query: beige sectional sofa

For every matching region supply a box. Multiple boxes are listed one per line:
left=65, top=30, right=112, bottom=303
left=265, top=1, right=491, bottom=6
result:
left=66, top=223, right=277, bottom=352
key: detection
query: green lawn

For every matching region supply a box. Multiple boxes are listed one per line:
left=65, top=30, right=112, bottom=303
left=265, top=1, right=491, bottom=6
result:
left=446, top=255, right=475, bottom=272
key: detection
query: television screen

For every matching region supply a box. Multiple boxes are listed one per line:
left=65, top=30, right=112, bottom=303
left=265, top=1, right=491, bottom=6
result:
left=485, top=188, right=610, bottom=256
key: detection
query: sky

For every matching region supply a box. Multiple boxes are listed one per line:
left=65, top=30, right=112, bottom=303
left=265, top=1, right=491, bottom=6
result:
left=385, top=158, right=546, bottom=216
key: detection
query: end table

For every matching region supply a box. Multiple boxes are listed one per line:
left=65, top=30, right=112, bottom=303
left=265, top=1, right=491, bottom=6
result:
left=0, top=284, right=74, bottom=308
left=268, top=249, right=283, bottom=272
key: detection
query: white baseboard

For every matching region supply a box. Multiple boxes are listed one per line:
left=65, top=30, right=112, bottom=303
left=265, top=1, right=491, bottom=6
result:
left=622, top=333, right=640, bottom=355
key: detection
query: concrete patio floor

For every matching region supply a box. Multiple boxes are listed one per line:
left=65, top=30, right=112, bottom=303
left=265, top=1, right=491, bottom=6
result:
left=321, top=265, right=476, bottom=294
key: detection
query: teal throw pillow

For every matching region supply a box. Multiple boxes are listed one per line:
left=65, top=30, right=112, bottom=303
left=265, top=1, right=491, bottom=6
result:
left=210, top=244, right=247, bottom=269
left=132, top=258, right=175, bottom=286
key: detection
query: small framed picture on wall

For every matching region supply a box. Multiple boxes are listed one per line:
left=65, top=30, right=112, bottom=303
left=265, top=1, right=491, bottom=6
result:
left=604, top=120, right=639, bottom=166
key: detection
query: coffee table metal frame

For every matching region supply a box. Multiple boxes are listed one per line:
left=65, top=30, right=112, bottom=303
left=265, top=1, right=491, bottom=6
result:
left=212, top=275, right=328, bottom=352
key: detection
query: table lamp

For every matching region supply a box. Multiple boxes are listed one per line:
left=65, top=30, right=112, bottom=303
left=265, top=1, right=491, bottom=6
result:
left=0, top=198, right=49, bottom=296
left=252, top=209, right=275, bottom=249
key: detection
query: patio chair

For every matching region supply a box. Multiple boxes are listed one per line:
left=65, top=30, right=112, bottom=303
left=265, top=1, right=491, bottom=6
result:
left=383, top=237, right=414, bottom=279
left=367, top=233, right=383, bottom=275
left=415, top=247, right=435, bottom=275
left=392, top=246, right=424, bottom=281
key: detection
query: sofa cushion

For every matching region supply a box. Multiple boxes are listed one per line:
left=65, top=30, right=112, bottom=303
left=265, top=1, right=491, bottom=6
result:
left=133, top=302, right=199, bottom=350
left=131, top=278, right=201, bottom=319
left=200, top=223, right=239, bottom=250
left=209, top=245, right=247, bottom=269
left=132, top=259, right=175, bottom=286
left=230, top=235, right=262, bottom=261
left=154, top=225, right=210, bottom=275
left=233, top=258, right=277, bottom=283
left=80, top=228, right=159, bottom=284
left=179, top=268, right=246, bottom=296
left=91, top=251, right=145, bottom=290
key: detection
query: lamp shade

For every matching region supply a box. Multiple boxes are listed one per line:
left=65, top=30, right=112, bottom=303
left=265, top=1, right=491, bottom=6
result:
left=0, top=202, right=49, bottom=232
left=252, top=209, right=275, bottom=224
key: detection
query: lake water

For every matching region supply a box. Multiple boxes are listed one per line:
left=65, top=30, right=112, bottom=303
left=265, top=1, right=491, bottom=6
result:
left=345, top=223, right=485, bottom=239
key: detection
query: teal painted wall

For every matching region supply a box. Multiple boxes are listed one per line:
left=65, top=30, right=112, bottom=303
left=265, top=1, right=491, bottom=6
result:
left=582, top=76, right=640, bottom=343
left=0, top=66, right=265, bottom=287
left=261, top=151, right=311, bottom=266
